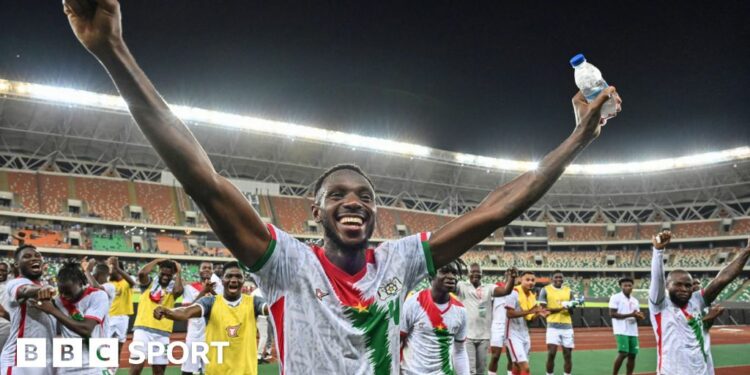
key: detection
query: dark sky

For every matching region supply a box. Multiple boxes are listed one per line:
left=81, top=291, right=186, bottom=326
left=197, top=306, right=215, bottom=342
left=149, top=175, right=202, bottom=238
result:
left=2, top=1, right=749, bottom=162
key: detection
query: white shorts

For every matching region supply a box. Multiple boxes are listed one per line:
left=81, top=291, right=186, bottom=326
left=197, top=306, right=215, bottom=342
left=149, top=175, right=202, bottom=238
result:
left=109, top=315, right=130, bottom=343
left=546, top=327, right=575, bottom=348
left=490, top=324, right=506, bottom=348
left=506, top=336, right=530, bottom=363
left=131, top=329, right=170, bottom=365
left=180, top=338, right=206, bottom=374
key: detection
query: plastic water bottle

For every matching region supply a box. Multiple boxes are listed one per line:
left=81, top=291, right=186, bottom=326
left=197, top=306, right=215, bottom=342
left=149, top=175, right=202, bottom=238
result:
left=570, top=53, right=617, bottom=119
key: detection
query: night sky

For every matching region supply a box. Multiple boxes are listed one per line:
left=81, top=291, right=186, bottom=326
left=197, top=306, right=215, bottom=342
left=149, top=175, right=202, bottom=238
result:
left=2, top=1, right=748, bottom=162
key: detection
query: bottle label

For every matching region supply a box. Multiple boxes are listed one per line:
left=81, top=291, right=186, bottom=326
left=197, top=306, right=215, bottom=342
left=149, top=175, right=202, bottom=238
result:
left=584, top=81, right=609, bottom=102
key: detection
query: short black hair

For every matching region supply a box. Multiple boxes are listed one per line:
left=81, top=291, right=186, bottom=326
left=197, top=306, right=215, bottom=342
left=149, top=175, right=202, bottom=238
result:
left=619, top=277, right=634, bottom=285
left=520, top=271, right=535, bottom=277
left=0, top=261, right=9, bottom=269
left=223, top=261, right=241, bottom=273
left=438, top=259, right=465, bottom=278
left=158, top=260, right=177, bottom=272
left=313, top=164, right=375, bottom=202
left=94, top=263, right=110, bottom=276
left=58, top=261, right=87, bottom=286
left=14, top=244, right=38, bottom=261
left=552, top=270, right=563, bottom=276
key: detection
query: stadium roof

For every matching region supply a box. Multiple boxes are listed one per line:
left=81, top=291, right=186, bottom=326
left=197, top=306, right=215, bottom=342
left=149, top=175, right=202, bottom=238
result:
left=1, top=78, right=749, bottom=220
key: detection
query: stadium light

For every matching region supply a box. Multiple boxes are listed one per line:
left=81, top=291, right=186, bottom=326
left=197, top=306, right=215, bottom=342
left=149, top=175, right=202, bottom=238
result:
left=1, top=78, right=748, bottom=175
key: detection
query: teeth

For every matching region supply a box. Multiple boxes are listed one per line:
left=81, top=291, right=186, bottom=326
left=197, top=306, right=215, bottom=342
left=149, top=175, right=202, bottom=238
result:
left=339, top=217, right=363, bottom=225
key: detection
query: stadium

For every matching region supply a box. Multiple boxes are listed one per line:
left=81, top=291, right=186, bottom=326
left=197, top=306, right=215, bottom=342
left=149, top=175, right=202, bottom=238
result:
left=0, top=77, right=748, bottom=375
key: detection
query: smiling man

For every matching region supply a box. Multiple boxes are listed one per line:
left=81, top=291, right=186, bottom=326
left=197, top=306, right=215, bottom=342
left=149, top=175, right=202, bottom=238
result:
left=649, top=231, right=750, bottom=375
left=0, top=245, right=58, bottom=375
left=154, top=261, right=269, bottom=375
left=63, top=0, right=620, bottom=373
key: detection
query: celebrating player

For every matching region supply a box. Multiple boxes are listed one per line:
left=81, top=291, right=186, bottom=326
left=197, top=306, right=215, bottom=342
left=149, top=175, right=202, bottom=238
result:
left=63, top=0, right=620, bottom=372
left=649, top=231, right=750, bottom=375
left=506, top=271, right=548, bottom=375
left=153, top=261, right=268, bottom=375
left=180, top=261, right=220, bottom=375
left=30, top=261, right=111, bottom=375
left=400, top=262, right=472, bottom=375
left=0, top=245, right=57, bottom=375
left=609, top=277, right=644, bottom=375
left=455, top=264, right=516, bottom=375
left=131, top=259, right=184, bottom=375
left=106, top=256, right=136, bottom=372
left=538, top=270, right=575, bottom=375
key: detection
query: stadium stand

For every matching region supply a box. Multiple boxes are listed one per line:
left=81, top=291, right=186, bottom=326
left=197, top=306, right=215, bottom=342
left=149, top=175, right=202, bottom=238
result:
left=269, top=196, right=310, bottom=234
left=75, top=177, right=130, bottom=220
left=135, top=182, right=177, bottom=225
left=156, top=235, right=187, bottom=255
left=91, top=232, right=131, bottom=252
left=673, top=221, right=720, bottom=238
left=588, top=277, right=620, bottom=298
left=6, top=171, right=40, bottom=212
left=398, top=210, right=450, bottom=235
left=374, top=208, right=399, bottom=239
left=549, top=225, right=606, bottom=241
left=614, top=225, right=637, bottom=240
left=13, top=228, right=69, bottom=249
left=38, top=174, right=69, bottom=215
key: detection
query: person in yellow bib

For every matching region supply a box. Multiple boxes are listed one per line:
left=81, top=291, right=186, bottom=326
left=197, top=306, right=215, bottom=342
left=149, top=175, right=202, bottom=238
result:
left=105, top=256, right=137, bottom=364
left=132, top=258, right=184, bottom=375
left=153, top=261, right=269, bottom=375
left=538, top=270, right=575, bottom=375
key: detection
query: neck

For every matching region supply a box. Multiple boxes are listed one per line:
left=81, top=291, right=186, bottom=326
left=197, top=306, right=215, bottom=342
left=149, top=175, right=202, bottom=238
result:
left=324, top=241, right=367, bottom=275
left=623, top=292, right=631, bottom=297
left=471, top=280, right=481, bottom=288
left=431, top=287, right=450, bottom=304
left=224, top=293, right=241, bottom=302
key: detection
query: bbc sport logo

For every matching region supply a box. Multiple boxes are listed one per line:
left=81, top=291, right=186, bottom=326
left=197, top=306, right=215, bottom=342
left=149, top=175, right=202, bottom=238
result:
left=17, top=338, right=229, bottom=368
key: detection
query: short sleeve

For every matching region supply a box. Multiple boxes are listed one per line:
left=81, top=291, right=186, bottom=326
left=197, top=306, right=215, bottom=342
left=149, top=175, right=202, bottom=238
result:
left=456, top=282, right=468, bottom=299
left=691, top=290, right=706, bottom=311
left=253, top=296, right=267, bottom=317
left=241, top=225, right=313, bottom=304
left=505, top=292, right=519, bottom=311
left=608, top=295, right=618, bottom=309
left=455, top=309, right=468, bottom=342
left=8, top=278, right=33, bottom=305
left=82, top=291, right=109, bottom=324
left=196, top=295, right=216, bottom=320
left=538, top=288, right=548, bottom=304
left=375, top=232, right=434, bottom=292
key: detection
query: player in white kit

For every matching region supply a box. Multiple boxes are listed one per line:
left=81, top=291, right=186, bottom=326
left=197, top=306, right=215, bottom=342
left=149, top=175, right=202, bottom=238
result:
left=81, top=257, right=116, bottom=305
left=0, top=245, right=57, bottom=375
left=180, top=261, right=221, bottom=375
left=400, top=262, right=470, bottom=375
left=649, top=231, right=750, bottom=375
left=30, top=262, right=110, bottom=375
left=505, top=272, right=548, bottom=375
left=489, top=279, right=518, bottom=375
left=63, top=1, right=621, bottom=371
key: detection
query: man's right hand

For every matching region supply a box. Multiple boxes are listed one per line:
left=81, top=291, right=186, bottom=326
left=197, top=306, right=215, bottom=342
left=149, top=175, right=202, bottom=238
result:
left=153, top=306, right=165, bottom=320
left=652, top=230, right=672, bottom=250
left=36, top=286, right=57, bottom=301
left=63, top=0, right=123, bottom=57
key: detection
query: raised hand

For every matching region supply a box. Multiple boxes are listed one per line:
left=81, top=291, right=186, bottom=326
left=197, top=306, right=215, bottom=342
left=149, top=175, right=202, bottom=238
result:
left=572, top=87, right=622, bottom=140
left=652, top=230, right=672, bottom=250
left=202, top=279, right=216, bottom=295
left=63, top=0, right=123, bottom=56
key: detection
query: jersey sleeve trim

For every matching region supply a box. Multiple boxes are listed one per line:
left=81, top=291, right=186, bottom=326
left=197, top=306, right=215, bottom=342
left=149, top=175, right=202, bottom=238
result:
left=419, top=232, right=436, bottom=277
left=241, top=224, right=278, bottom=273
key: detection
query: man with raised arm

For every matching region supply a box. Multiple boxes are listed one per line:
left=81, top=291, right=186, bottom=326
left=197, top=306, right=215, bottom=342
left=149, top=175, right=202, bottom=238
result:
left=649, top=231, right=750, bottom=375
left=63, top=1, right=621, bottom=373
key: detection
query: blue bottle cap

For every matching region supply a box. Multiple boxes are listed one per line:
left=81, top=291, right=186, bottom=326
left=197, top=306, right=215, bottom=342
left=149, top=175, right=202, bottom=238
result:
left=570, top=53, right=586, bottom=68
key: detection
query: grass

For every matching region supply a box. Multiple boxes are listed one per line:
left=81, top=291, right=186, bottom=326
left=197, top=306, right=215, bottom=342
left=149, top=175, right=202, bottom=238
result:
left=115, top=343, right=750, bottom=375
